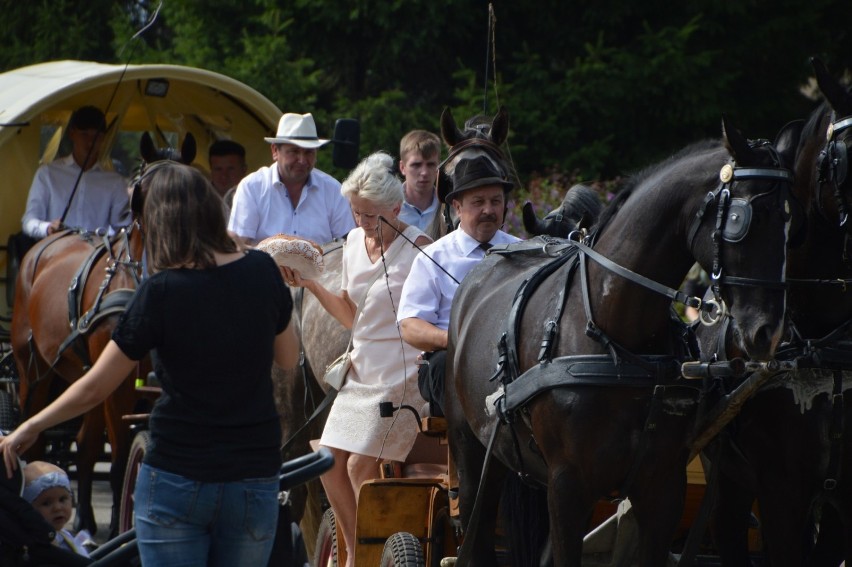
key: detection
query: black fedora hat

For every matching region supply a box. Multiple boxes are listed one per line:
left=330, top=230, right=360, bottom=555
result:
left=444, top=155, right=513, bottom=204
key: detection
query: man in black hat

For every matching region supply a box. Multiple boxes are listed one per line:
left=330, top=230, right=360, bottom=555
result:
left=21, top=105, right=130, bottom=239
left=397, top=155, right=520, bottom=416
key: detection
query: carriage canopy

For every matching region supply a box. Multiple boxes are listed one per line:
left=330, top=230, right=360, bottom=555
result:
left=0, top=60, right=284, bottom=310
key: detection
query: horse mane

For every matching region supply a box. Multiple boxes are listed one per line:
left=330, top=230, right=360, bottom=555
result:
left=800, top=80, right=852, bottom=150
left=462, top=114, right=498, bottom=139
left=591, top=139, right=722, bottom=237
left=560, top=185, right=603, bottom=221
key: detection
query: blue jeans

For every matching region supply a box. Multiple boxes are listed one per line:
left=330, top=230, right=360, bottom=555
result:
left=134, top=463, right=279, bottom=567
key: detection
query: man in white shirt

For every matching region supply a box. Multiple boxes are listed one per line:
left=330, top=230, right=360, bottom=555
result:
left=228, top=113, right=355, bottom=246
left=21, top=106, right=130, bottom=240
left=397, top=130, right=441, bottom=231
left=398, top=155, right=520, bottom=416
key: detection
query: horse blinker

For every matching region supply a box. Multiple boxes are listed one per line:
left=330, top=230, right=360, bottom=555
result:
left=722, top=199, right=752, bottom=243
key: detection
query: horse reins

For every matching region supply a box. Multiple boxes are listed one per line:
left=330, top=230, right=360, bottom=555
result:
left=379, top=216, right=460, bottom=284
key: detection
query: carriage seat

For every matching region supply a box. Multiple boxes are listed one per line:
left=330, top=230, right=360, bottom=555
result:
left=389, top=402, right=449, bottom=479
left=400, top=432, right=448, bottom=479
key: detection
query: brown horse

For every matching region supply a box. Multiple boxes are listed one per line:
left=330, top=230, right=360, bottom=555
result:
left=697, top=59, right=852, bottom=566
left=10, top=132, right=195, bottom=537
left=446, top=116, right=798, bottom=566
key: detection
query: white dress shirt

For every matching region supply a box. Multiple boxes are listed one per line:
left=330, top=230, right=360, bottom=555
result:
left=397, top=228, right=520, bottom=330
left=22, top=155, right=130, bottom=239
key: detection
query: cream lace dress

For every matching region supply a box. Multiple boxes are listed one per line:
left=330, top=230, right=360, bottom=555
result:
left=319, top=225, right=426, bottom=460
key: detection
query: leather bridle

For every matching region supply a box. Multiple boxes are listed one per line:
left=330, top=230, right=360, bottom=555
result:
left=816, top=112, right=852, bottom=227
left=685, top=142, right=793, bottom=324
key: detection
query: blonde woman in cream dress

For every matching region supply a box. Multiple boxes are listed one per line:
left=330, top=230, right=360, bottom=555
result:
left=283, top=151, right=430, bottom=567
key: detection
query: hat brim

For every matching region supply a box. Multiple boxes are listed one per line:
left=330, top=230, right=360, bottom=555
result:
left=444, top=177, right=513, bottom=204
left=256, top=235, right=325, bottom=280
left=264, top=137, right=331, bottom=149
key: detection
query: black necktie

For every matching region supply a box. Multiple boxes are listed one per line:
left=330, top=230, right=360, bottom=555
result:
left=479, top=242, right=492, bottom=253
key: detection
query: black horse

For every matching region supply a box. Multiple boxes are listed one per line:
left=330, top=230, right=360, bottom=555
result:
left=446, top=117, right=798, bottom=566
left=698, top=59, right=852, bottom=567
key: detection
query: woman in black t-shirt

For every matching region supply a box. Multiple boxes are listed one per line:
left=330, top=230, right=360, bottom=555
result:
left=1, top=162, right=299, bottom=566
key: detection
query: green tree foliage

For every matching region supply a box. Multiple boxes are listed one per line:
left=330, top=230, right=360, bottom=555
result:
left=0, top=0, right=120, bottom=70
left=2, top=0, right=850, bottom=187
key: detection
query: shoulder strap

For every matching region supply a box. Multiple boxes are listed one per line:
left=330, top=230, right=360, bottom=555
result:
left=343, top=237, right=408, bottom=353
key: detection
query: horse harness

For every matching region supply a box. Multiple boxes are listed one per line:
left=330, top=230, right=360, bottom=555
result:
left=480, top=155, right=793, bottom=495
left=484, top=238, right=693, bottom=496
left=817, top=111, right=852, bottom=227
left=25, top=227, right=141, bottom=379
left=59, top=226, right=142, bottom=368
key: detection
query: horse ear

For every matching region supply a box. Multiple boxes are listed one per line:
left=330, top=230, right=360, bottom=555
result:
left=774, top=119, right=804, bottom=168
left=140, top=132, right=157, bottom=163
left=131, top=182, right=145, bottom=217
left=441, top=107, right=463, bottom=147
left=722, top=115, right=753, bottom=164
left=812, top=57, right=852, bottom=116
left=490, top=106, right=510, bottom=146
left=181, top=133, right=197, bottom=165
left=522, top=202, right=545, bottom=236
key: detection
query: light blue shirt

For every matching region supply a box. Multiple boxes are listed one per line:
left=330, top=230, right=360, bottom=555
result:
left=228, top=163, right=355, bottom=245
left=398, top=192, right=439, bottom=231
left=397, top=228, right=520, bottom=330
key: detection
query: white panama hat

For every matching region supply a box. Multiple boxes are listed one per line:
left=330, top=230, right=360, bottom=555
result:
left=264, top=113, right=330, bottom=149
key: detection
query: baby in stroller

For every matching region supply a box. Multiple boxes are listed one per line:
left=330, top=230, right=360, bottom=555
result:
left=1, top=448, right=333, bottom=566
left=23, top=461, right=95, bottom=557
left=0, top=453, right=100, bottom=566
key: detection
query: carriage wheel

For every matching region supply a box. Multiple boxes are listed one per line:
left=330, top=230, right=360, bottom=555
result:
left=0, top=390, right=19, bottom=432
left=313, top=507, right=339, bottom=567
left=118, top=429, right=150, bottom=533
left=381, top=532, right=425, bottom=567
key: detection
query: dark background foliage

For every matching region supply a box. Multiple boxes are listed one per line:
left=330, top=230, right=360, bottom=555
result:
left=2, top=0, right=850, bottom=214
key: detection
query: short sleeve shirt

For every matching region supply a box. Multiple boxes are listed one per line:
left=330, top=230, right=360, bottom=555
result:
left=397, top=229, right=520, bottom=330
left=228, top=164, right=355, bottom=244
left=112, top=250, right=292, bottom=481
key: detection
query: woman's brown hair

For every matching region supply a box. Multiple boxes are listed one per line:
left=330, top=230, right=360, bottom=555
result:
left=140, top=162, right=238, bottom=272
